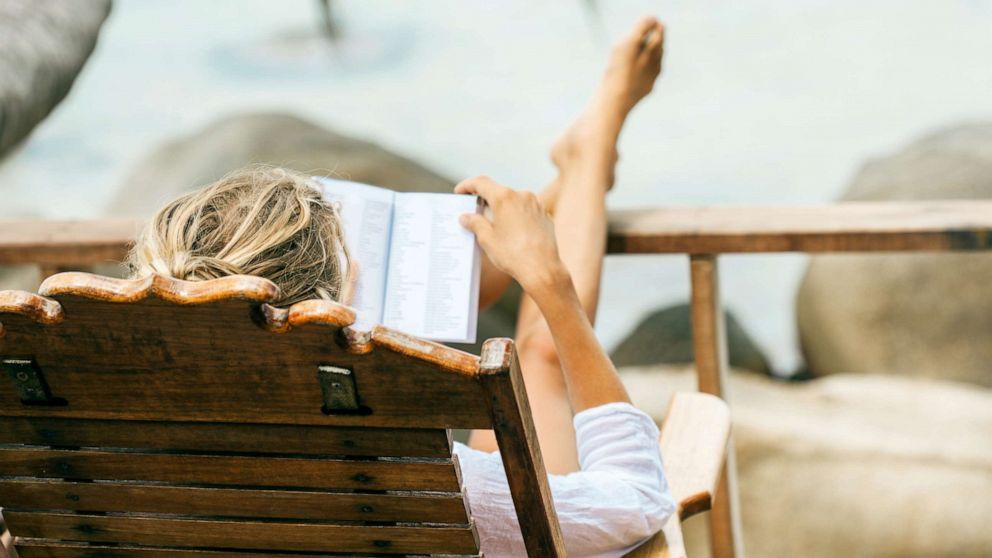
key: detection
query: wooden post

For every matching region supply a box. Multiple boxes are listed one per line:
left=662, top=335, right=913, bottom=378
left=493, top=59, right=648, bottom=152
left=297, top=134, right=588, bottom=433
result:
left=689, top=254, right=744, bottom=558
left=478, top=338, right=566, bottom=557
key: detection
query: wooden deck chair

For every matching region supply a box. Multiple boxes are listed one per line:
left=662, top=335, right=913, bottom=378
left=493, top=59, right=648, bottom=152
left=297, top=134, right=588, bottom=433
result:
left=0, top=272, right=730, bottom=558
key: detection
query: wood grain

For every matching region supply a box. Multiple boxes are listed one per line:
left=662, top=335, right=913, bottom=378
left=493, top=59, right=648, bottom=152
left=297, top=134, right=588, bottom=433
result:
left=0, top=479, right=469, bottom=524
left=0, top=275, right=490, bottom=429
left=4, top=511, right=479, bottom=555
left=0, top=270, right=576, bottom=556
left=0, top=270, right=583, bottom=556
left=5, top=202, right=992, bottom=274
left=13, top=540, right=483, bottom=558
left=660, top=393, right=732, bottom=521
left=0, top=447, right=461, bottom=492
left=624, top=516, right=684, bottom=558
left=478, top=338, right=566, bottom=557
left=0, top=219, right=139, bottom=266
left=373, top=326, right=479, bottom=376
left=39, top=273, right=280, bottom=306
left=689, top=256, right=743, bottom=558
left=0, top=417, right=452, bottom=457
left=0, top=290, right=63, bottom=338
left=608, top=201, right=992, bottom=254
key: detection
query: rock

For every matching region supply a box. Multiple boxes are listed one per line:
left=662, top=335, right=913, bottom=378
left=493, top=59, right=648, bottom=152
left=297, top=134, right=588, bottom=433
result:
left=109, top=112, right=455, bottom=217
left=610, top=303, right=772, bottom=375
left=797, top=123, right=992, bottom=387
left=0, top=0, right=111, bottom=157
left=620, top=365, right=992, bottom=558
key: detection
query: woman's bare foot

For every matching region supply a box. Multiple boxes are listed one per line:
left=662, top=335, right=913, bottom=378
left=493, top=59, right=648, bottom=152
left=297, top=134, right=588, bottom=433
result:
left=549, top=17, right=665, bottom=191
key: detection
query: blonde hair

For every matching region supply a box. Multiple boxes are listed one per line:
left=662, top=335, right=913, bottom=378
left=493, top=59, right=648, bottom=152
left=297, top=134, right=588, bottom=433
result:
left=127, top=166, right=351, bottom=306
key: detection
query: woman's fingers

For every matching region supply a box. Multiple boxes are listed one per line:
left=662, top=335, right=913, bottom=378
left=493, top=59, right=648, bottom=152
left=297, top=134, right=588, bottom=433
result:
left=454, top=176, right=508, bottom=205
left=458, top=212, right=495, bottom=245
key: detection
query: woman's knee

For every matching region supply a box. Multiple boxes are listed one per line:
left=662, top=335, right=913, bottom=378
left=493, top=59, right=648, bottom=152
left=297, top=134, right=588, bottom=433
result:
left=516, top=323, right=560, bottom=368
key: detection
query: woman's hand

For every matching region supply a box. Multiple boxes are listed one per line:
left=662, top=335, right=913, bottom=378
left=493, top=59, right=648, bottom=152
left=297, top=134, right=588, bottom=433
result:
left=455, top=176, right=566, bottom=293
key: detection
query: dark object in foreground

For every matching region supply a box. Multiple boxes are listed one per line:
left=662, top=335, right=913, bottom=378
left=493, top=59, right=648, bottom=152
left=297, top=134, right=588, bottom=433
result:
left=0, top=0, right=111, bottom=157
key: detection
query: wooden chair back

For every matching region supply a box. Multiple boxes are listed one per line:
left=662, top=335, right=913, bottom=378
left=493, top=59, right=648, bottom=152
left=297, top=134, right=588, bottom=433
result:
left=0, top=272, right=566, bottom=557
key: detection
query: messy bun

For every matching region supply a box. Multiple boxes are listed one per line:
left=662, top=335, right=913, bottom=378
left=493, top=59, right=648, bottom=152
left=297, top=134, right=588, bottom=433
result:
left=127, top=165, right=351, bottom=306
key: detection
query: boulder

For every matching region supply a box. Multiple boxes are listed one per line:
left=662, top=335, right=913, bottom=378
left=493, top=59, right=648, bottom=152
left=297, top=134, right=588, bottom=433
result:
left=797, top=123, right=992, bottom=387
left=0, top=0, right=111, bottom=157
left=621, top=366, right=992, bottom=557
left=610, top=303, right=772, bottom=375
left=109, top=112, right=456, bottom=217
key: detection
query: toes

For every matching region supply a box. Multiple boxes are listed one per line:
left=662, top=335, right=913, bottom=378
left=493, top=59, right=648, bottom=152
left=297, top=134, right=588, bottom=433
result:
left=618, top=16, right=660, bottom=54
left=629, top=16, right=660, bottom=42
left=641, top=23, right=665, bottom=63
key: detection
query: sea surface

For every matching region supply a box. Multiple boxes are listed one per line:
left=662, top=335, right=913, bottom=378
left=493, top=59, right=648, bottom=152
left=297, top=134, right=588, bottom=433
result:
left=2, top=0, right=991, bottom=374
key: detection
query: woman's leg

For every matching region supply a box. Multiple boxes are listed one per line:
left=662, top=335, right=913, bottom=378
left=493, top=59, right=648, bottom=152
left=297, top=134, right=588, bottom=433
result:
left=469, top=17, right=664, bottom=474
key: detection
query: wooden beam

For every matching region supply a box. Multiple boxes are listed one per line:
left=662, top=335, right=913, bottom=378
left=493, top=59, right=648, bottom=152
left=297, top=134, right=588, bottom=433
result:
left=608, top=200, right=992, bottom=254
left=689, top=255, right=744, bottom=558
left=0, top=219, right=140, bottom=266
left=4, top=201, right=992, bottom=268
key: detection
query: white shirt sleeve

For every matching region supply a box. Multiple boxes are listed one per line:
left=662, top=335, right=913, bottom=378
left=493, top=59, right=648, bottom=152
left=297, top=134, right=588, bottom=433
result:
left=453, top=402, right=676, bottom=558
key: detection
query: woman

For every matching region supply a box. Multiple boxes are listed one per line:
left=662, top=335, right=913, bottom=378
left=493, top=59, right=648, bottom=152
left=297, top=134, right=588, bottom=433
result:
left=129, top=17, right=672, bottom=557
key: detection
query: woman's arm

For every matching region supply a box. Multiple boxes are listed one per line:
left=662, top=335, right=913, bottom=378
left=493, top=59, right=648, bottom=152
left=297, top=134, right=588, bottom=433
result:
left=455, top=176, right=630, bottom=412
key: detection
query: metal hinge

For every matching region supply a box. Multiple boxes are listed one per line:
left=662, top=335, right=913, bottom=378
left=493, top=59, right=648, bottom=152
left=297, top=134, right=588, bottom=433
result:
left=2, top=358, right=65, bottom=405
left=317, top=365, right=361, bottom=413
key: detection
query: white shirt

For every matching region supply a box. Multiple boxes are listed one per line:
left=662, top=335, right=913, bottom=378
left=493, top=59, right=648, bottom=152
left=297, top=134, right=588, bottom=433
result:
left=453, top=402, right=676, bottom=558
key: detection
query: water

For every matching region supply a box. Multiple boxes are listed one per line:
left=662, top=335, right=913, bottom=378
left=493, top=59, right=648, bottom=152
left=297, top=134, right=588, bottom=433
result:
left=2, top=0, right=991, bottom=373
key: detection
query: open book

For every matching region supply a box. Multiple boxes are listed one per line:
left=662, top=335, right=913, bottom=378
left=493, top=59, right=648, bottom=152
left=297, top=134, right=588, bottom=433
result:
left=315, top=177, right=482, bottom=343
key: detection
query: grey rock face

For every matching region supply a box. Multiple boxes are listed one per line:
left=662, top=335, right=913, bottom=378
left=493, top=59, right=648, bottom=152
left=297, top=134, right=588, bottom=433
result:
left=797, top=123, right=992, bottom=387
left=610, top=303, right=772, bottom=375
left=0, top=0, right=111, bottom=157
left=109, top=112, right=455, bottom=217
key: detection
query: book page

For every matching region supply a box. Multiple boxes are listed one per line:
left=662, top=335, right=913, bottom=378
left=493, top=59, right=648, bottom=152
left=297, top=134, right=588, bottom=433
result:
left=314, top=177, right=394, bottom=330
left=382, top=193, right=481, bottom=343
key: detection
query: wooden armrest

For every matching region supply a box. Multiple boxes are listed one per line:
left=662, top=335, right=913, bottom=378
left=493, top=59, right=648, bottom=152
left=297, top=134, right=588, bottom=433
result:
left=0, top=219, right=140, bottom=266
left=625, top=392, right=732, bottom=558
left=607, top=200, right=992, bottom=254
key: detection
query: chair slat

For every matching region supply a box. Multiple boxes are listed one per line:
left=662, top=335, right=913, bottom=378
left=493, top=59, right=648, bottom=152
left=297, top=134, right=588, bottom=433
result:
left=13, top=540, right=483, bottom=558
left=5, top=512, right=480, bottom=555
left=0, top=417, right=452, bottom=458
left=0, top=448, right=461, bottom=492
left=0, top=479, right=469, bottom=524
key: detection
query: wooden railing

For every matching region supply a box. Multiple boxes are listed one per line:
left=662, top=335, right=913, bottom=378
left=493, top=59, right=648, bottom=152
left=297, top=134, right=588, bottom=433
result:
left=4, top=199, right=992, bottom=558
left=616, top=200, right=992, bottom=558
